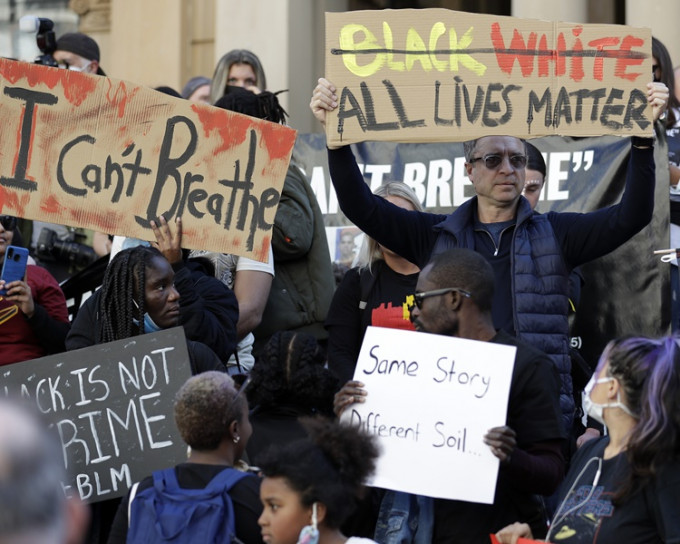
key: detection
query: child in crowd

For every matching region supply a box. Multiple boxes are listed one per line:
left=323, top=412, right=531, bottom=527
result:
left=257, top=418, right=379, bottom=544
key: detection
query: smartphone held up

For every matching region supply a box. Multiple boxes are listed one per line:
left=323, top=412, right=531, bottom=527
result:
left=0, top=246, right=29, bottom=295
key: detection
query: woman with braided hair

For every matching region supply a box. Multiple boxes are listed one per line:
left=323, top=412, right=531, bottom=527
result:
left=245, top=331, right=338, bottom=465
left=67, top=216, right=237, bottom=374
left=95, top=244, right=170, bottom=343
left=258, top=418, right=379, bottom=544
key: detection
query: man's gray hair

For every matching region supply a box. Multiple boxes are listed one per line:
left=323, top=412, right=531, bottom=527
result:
left=0, top=399, right=67, bottom=543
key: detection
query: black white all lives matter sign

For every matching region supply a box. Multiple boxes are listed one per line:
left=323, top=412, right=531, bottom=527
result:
left=0, top=327, right=192, bottom=503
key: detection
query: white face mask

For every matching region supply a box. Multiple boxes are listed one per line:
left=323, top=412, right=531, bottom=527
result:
left=583, top=374, right=637, bottom=425
left=68, top=60, right=92, bottom=73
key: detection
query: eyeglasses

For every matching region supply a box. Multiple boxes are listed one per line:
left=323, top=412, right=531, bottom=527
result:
left=413, top=287, right=472, bottom=309
left=0, top=216, right=17, bottom=231
left=469, top=153, right=527, bottom=170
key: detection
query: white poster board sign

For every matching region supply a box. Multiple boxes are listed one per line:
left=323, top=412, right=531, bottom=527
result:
left=341, top=326, right=516, bottom=504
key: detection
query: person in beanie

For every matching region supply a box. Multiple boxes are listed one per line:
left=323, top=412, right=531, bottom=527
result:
left=53, top=32, right=105, bottom=75
left=181, top=75, right=211, bottom=103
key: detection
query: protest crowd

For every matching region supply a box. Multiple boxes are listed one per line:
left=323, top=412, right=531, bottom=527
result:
left=2, top=8, right=680, bottom=544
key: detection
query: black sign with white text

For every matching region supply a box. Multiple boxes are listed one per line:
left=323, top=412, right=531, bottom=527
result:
left=0, top=327, right=191, bottom=503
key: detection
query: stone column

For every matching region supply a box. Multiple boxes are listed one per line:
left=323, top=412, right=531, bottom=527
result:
left=70, top=0, right=111, bottom=73
left=108, top=0, right=184, bottom=88
left=511, top=0, right=587, bottom=23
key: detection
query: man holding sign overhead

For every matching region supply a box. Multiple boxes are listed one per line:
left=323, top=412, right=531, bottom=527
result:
left=336, top=248, right=564, bottom=542
left=311, top=79, right=668, bottom=437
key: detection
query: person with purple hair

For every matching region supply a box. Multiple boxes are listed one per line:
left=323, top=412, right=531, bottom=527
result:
left=496, top=335, right=680, bottom=543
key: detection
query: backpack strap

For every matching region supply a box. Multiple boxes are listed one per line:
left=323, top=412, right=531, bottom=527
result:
left=205, top=468, right=251, bottom=543
left=127, top=481, right=140, bottom=529
left=153, top=467, right=181, bottom=493
left=204, top=467, right=251, bottom=493
left=150, top=466, right=249, bottom=498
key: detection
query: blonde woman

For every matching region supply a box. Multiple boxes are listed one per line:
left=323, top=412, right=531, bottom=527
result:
left=325, top=182, right=423, bottom=384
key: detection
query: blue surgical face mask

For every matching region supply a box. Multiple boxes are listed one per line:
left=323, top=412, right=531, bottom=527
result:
left=132, top=300, right=163, bottom=333
left=143, top=312, right=162, bottom=333
left=297, top=502, right=319, bottom=544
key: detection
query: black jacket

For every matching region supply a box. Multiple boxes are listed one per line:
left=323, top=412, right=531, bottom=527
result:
left=66, top=259, right=239, bottom=365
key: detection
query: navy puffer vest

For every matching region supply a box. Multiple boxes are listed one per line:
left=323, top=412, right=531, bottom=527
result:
left=431, top=197, right=574, bottom=433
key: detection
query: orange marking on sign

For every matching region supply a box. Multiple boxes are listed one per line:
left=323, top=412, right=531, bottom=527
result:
left=615, top=35, right=645, bottom=81
left=61, top=73, right=98, bottom=106
left=254, top=235, right=270, bottom=263
left=192, top=104, right=249, bottom=154
left=0, top=61, right=98, bottom=106
left=105, top=80, right=140, bottom=118
left=0, top=186, right=27, bottom=215
left=257, top=122, right=297, bottom=162
left=40, top=194, right=63, bottom=214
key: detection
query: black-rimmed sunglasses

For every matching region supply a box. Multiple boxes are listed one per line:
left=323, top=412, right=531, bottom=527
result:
left=0, top=216, right=17, bottom=231
left=469, top=154, right=527, bottom=170
left=413, top=287, right=472, bottom=309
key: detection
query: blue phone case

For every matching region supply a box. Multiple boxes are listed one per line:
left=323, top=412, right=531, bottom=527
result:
left=0, top=246, right=29, bottom=295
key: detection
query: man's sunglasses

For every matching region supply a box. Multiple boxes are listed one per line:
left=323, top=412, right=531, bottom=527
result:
left=0, top=216, right=17, bottom=231
left=413, top=287, right=472, bottom=309
left=469, top=154, right=527, bottom=170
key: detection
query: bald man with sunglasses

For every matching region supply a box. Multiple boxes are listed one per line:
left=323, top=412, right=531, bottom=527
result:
left=311, top=78, right=669, bottom=435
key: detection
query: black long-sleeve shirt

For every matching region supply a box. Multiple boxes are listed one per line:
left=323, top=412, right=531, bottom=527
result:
left=328, top=141, right=655, bottom=334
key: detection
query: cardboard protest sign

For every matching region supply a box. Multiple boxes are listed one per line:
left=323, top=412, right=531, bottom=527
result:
left=0, top=327, right=192, bottom=503
left=0, top=59, right=297, bottom=261
left=325, top=9, right=652, bottom=144
left=340, top=326, right=516, bottom=503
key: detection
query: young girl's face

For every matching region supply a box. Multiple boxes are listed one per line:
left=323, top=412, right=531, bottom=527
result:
left=259, top=476, right=313, bottom=544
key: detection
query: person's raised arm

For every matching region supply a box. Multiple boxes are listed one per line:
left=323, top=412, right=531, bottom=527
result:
left=310, top=78, right=343, bottom=150
left=234, top=269, right=272, bottom=340
left=554, top=82, right=669, bottom=267
left=150, top=215, right=183, bottom=265
left=150, top=215, right=239, bottom=361
left=309, top=78, right=444, bottom=268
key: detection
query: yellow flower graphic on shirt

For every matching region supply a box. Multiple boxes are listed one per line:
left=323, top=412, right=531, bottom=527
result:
left=0, top=297, right=19, bottom=325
